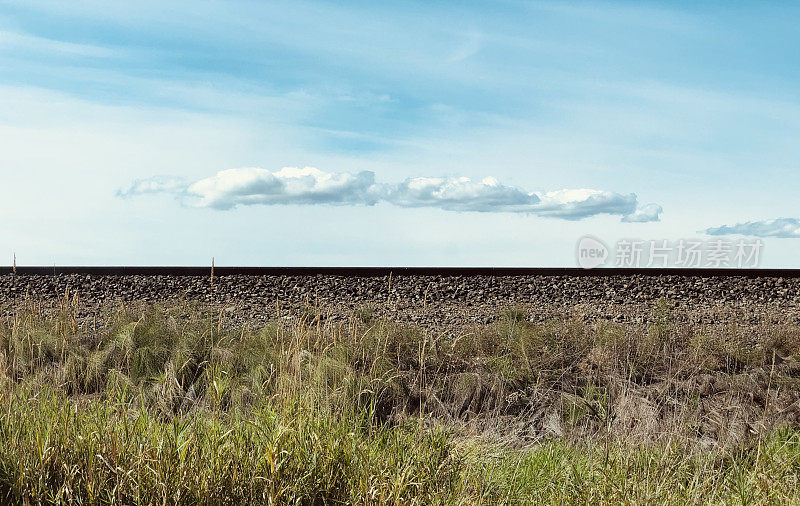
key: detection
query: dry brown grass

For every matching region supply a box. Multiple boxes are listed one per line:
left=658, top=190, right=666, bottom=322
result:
left=0, top=296, right=799, bottom=503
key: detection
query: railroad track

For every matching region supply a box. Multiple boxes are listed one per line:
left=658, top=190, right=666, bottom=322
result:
left=3, top=266, right=800, bottom=328
left=3, top=266, right=800, bottom=277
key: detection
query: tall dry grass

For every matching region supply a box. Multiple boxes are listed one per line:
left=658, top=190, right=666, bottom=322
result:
left=0, top=297, right=799, bottom=504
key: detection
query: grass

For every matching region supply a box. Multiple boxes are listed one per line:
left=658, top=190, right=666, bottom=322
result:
left=0, top=297, right=799, bottom=504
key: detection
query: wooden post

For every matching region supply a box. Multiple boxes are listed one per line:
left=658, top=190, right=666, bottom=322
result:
left=211, top=257, right=215, bottom=286
left=12, top=253, right=16, bottom=275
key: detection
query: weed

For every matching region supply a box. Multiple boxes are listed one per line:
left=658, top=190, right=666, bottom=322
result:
left=0, top=302, right=798, bottom=503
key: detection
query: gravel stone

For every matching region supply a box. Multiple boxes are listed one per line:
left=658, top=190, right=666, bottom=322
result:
left=2, top=273, right=799, bottom=330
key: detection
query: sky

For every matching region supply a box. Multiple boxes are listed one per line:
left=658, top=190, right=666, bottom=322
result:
left=1, top=1, right=799, bottom=267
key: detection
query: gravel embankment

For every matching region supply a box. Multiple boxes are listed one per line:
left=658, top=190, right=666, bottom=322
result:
left=2, top=273, right=800, bottom=329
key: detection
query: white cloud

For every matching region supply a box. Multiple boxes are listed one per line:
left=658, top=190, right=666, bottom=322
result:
left=386, top=179, right=660, bottom=221
left=620, top=203, right=663, bottom=223
left=120, top=166, right=662, bottom=221
left=705, top=218, right=800, bottom=238
left=386, top=176, right=539, bottom=212
left=533, top=189, right=637, bottom=220
left=116, top=176, right=187, bottom=198
left=187, top=167, right=380, bottom=210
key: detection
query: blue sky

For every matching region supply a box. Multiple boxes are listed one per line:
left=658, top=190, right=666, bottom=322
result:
left=1, top=1, right=799, bottom=266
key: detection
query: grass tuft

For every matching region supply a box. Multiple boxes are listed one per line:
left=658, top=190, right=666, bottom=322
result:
left=0, top=301, right=799, bottom=503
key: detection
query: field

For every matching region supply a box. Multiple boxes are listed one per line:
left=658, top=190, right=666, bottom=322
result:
left=1, top=284, right=800, bottom=505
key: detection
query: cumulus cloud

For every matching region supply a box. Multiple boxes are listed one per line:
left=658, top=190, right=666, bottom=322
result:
left=621, top=203, right=663, bottom=223
left=533, top=189, right=636, bottom=220
left=386, top=176, right=540, bottom=212
left=120, top=166, right=662, bottom=222
left=116, top=176, right=187, bottom=198
left=385, top=180, right=659, bottom=221
left=186, top=167, right=380, bottom=210
left=705, top=218, right=800, bottom=238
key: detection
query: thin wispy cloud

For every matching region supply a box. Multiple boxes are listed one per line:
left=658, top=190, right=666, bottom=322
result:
left=116, top=176, right=187, bottom=199
left=0, top=30, right=120, bottom=58
left=449, top=31, right=484, bottom=62
left=122, top=167, right=662, bottom=222
left=705, top=218, right=800, bottom=238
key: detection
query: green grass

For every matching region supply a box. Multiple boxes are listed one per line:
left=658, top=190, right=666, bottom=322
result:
left=0, top=299, right=799, bottom=504
left=2, top=389, right=800, bottom=505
